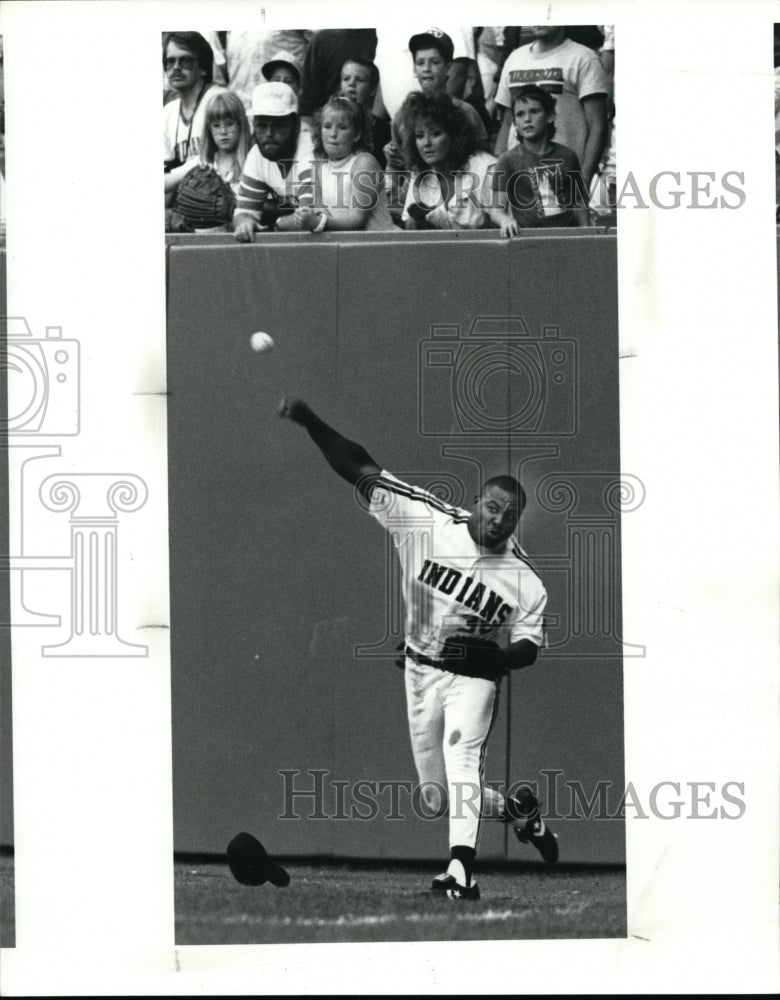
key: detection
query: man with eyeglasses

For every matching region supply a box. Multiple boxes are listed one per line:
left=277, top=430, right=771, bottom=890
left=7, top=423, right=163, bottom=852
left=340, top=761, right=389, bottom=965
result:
left=163, top=31, right=224, bottom=172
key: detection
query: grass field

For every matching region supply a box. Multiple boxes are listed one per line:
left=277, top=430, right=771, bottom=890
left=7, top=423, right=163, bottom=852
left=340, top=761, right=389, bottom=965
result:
left=175, top=858, right=627, bottom=945
left=0, top=853, right=626, bottom=948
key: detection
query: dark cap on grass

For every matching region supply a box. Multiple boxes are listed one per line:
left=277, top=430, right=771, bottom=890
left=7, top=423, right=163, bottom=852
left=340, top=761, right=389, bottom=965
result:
left=227, top=831, right=291, bottom=887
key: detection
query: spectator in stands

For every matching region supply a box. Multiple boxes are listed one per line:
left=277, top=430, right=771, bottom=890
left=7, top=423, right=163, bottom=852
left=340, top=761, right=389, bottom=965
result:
left=164, top=32, right=227, bottom=105
left=446, top=56, right=492, bottom=137
left=165, top=89, right=252, bottom=200
left=0, top=35, right=4, bottom=230
left=775, top=25, right=780, bottom=220
left=502, top=27, right=537, bottom=52
left=596, top=24, right=615, bottom=81
left=262, top=51, right=303, bottom=96
left=490, top=85, right=588, bottom=234
left=233, top=82, right=315, bottom=241
left=401, top=93, right=497, bottom=230
left=202, top=31, right=228, bottom=86
left=298, top=29, right=378, bottom=122
left=494, top=25, right=609, bottom=190
left=163, top=32, right=223, bottom=171
left=0, top=35, right=4, bottom=188
left=290, top=95, right=394, bottom=233
left=588, top=26, right=616, bottom=223
left=564, top=25, right=606, bottom=51
left=372, top=24, right=477, bottom=121
left=339, top=57, right=391, bottom=168
left=226, top=30, right=311, bottom=113
left=474, top=27, right=504, bottom=116
left=385, top=29, right=489, bottom=206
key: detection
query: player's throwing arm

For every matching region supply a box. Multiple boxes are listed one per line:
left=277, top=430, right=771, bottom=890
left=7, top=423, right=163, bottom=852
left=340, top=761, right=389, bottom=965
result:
left=279, top=396, right=381, bottom=498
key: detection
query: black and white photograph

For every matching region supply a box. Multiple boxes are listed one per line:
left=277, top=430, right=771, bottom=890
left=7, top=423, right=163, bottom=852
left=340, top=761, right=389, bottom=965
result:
left=0, top=0, right=778, bottom=994
left=163, top=22, right=625, bottom=946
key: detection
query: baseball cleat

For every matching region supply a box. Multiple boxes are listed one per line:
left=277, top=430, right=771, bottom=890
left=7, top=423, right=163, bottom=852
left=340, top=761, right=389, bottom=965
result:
left=515, top=816, right=559, bottom=863
left=430, top=873, right=481, bottom=899
left=431, top=871, right=452, bottom=891
left=506, top=786, right=560, bottom=864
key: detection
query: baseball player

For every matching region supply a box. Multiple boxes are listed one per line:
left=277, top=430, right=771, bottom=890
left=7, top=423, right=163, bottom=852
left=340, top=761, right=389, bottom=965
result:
left=279, top=397, right=558, bottom=899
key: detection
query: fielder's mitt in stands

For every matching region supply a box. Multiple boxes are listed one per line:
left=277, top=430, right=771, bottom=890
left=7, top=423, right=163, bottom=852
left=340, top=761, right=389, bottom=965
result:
left=175, top=165, right=236, bottom=231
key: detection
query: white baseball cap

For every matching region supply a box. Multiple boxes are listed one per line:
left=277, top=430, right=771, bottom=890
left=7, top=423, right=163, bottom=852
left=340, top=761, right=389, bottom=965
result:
left=250, top=81, right=298, bottom=117
left=261, top=51, right=302, bottom=85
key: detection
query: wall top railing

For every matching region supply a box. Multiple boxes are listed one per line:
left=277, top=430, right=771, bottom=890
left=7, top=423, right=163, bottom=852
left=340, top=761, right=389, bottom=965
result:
left=165, top=225, right=617, bottom=248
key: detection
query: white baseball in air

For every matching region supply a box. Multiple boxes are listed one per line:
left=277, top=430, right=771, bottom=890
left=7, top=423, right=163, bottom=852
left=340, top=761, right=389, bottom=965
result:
left=250, top=331, right=274, bottom=353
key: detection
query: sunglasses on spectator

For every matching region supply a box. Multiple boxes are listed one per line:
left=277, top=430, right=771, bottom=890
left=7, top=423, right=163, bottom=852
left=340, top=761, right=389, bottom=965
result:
left=165, top=55, right=197, bottom=71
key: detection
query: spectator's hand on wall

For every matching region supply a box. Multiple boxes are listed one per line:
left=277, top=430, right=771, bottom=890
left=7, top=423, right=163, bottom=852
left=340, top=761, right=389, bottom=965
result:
left=234, top=216, right=260, bottom=243
left=286, top=206, right=326, bottom=232
left=165, top=209, right=192, bottom=234
left=293, top=206, right=320, bottom=231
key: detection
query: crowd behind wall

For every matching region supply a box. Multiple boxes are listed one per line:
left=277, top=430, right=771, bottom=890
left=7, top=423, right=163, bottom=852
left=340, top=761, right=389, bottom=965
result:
left=775, top=24, right=780, bottom=216
left=1, top=36, right=5, bottom=232
left=162, top=26, right=617, bottom=236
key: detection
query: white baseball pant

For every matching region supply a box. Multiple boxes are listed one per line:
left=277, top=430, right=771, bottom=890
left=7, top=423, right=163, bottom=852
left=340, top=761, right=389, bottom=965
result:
left=404, top=655, right=502, bottom=850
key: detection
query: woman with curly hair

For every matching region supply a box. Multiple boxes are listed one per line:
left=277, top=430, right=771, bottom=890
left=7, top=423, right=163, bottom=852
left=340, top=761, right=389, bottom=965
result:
left=401, top=92, right=497, bottom=230
left=286, top=95, right=395, bottom=232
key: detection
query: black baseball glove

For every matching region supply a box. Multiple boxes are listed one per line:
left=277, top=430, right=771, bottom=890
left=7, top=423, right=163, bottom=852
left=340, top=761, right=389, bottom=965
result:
left=440, top=634, right=510, bottom=681
left=175, top=165, right=236, bottom=231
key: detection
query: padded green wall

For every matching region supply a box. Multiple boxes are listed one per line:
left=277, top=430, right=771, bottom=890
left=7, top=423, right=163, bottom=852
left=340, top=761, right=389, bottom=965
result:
left=167, top=233, right=625, bottom=863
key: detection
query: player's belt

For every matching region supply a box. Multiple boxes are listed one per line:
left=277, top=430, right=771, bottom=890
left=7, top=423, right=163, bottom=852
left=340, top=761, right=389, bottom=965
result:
left=405, top=645, right=501, bottom=682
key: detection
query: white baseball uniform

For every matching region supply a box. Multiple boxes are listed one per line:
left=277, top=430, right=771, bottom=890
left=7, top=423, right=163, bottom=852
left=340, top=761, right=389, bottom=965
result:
left=368, top=471, right=547, bottom=850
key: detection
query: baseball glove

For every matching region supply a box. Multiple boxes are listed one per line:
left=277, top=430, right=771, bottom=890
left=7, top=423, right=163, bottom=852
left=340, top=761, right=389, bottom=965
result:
left=175, top=165, right=236, bottom=231
left=440, top=634, right=509, bottom=681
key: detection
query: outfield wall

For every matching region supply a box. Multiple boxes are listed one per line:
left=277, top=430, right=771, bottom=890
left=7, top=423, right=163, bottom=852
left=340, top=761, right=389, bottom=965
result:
left=167, top=231, right=627, bottom=865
